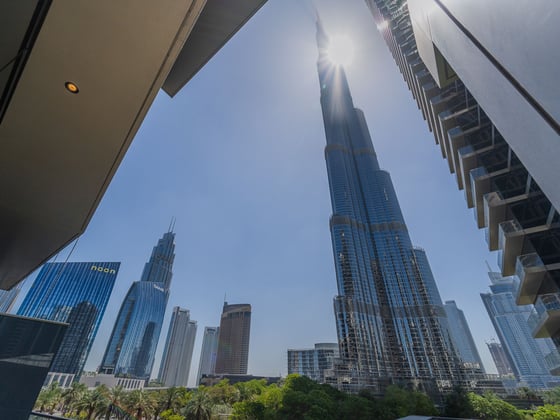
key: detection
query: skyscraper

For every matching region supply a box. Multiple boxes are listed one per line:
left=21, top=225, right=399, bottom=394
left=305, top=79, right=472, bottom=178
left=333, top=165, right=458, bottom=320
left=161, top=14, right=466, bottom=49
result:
left=215, top=303, right=251, bottom=375
left=481, top=272, right=560, bottom=389
left=17, top=262, right=119, bottom=378
left=444, top=300, right=485, bottom=372
left=158, top=307, right=197, bottom=387
left=316, top=20, right=460, bottom=394
left=288, top=343, right=339, bottom=384
left=0, top=280, right=24, bottom=313
left=487, top=340, right=514, bottom=377
left=365, top=0, right=560, bottom=351
left=100, top=231, right=175, bottom=379
left=197, top=326, right=220, bottom=385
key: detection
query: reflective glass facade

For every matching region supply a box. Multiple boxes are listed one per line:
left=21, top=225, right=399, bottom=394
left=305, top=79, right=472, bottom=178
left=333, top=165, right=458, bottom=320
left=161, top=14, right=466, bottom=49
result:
left=288, top=343, right=338, bottom=383
left=366, top=0, right=560, bottom=353
left=444, top=300, right=485, bottom=371
left=0, top=279, right=23, bottom=313
left=17, top=262, right=119, bottom=377
left=316, top=21, right=460, bottom=393
left=100, top=232, right=175, bottom=379
left=158, top=307, right=197, bottom=387
left=0, top=314, right=67, bottom=420
left=481, top=272, right=560, bottom=389
left=197, top=326, right=220, bottom=385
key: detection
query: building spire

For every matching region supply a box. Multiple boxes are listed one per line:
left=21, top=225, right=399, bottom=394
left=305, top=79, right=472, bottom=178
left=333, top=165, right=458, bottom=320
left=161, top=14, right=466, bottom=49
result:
left=316, top=14, right=329, bottom=57
left=168, top=217, right=176, bottom=233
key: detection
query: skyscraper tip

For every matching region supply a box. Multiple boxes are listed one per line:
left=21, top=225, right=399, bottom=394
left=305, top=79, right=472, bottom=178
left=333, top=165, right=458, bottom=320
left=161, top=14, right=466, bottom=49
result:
left=168, top=217, right=176, bottom=233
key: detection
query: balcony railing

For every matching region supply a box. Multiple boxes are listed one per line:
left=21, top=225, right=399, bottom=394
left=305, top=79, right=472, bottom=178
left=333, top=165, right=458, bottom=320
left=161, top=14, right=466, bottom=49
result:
left=497, top=219, right=524, bottom=275
left=533, top=293, right=560, bottom=339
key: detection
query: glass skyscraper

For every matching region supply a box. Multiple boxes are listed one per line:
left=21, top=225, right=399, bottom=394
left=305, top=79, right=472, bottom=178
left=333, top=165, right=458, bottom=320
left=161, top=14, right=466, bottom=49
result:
left=158, top=307, right=197, bottom=387
left=316, top=20, right=460, bottom=394
left=288, top=343, right=339, bottom=384
left=17, top=262, right=119, bottom=377
left=197, top=326, right=220, bottom=385
left=481, top=272, right=560, bottom=389
left=0, top=280, right=24, bottom=313
left=366, top=0, right=560, bottom=353
left=100, top=231, right=175, bottom=379
left=487, top=340, right=514, bottom=377
left=444, top=300, right=485, bottom=372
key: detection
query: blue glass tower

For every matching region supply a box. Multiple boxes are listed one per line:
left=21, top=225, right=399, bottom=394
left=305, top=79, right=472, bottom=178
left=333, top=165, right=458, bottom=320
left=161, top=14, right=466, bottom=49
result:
left=17, top=262, right=119, bottom=377
left=481, top=272, right=560, bottom=389
left=100, top=231, right=175, bottom=379
left=316, top=21, right=459, bottom=393
left=444, top=300, right=485, bottom=372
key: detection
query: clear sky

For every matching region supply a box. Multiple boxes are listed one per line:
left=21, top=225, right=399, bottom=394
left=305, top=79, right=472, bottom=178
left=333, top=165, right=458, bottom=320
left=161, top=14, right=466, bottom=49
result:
left=14, top=0, right=502, bottom=387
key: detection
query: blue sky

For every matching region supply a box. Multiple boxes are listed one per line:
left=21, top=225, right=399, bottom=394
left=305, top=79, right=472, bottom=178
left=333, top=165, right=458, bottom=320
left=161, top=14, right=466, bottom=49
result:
left=15, top=0, right=501, bottom=386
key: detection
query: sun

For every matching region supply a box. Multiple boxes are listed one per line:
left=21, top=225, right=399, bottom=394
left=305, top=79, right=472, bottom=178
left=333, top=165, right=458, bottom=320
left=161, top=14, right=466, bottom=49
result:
left=327, top=34, right=355, bottom=66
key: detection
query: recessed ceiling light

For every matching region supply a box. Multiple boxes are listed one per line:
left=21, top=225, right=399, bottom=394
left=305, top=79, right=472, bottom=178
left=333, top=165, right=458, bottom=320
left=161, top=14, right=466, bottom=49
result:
left=64, top=81, right=79, bottom=94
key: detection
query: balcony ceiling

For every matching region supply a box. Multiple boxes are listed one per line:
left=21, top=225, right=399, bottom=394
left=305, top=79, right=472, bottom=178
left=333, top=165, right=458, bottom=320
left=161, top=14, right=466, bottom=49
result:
left=0, top=0, right=266, bottom=289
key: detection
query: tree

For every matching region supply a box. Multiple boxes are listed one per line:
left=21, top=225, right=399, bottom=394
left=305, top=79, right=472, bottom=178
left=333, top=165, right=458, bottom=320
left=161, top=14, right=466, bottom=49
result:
left=154, top=387, right=190, bottom=419
left=232, top=401, right=266, bottom=420
left=443, top=386, right=473, bottom=418
left=338, top=395, right=374, bottom=420
left=73, top=386, right=110, bottom=420
left=468, top=392, right=524, bottom=420
left=533, top=404, right=560, bottom=420
left=235, top=379, right=267, bottom=402
left=182, top=389, right=213, bottom=420
left=518, top=386, right=539, bottom=401
left=125, top=389, right=156, bottom=420
left=60, top=381, right=87, bottom=416
left=207, top=379, right=240, bottom=405
left=102, top=385, right=127, bottom=420
left=34, top=382, right=63, bottom=414
left=543, top=387, right=560, bottom=405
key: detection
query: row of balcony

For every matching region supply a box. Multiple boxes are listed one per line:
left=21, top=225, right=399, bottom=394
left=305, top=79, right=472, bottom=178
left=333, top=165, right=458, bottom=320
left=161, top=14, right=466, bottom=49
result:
left=370, top=0, right=560, bottom=349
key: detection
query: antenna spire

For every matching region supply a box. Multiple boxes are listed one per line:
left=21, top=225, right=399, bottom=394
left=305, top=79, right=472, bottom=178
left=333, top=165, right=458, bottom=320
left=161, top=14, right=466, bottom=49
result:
left=168, top=217, right=176, bottom=233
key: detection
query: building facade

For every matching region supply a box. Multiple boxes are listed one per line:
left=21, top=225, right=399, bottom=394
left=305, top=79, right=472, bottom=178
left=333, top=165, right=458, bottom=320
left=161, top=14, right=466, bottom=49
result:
left=365, top=0, right=560, bottom=351
left=0, top=280, right=24, bottom=313
left=316, top=20, right=460, bottom=394
left=287, top=343, right=339, bottom=383
left=197, top=326, right=220, bottom=385
left=100, top=231, right=175, bottom=379
left=481, top=272, right=560, bottom=389
left=444, top=300, right=485, bottom=372
left=487, top=340, right=514, bottom=377
left=0, top=314, right=67, bottom=420
left=215, top=303, right=251, bottom=375
left=17, top=262, right=119, bottom=378
left=158, top=307, right=197, bottom=387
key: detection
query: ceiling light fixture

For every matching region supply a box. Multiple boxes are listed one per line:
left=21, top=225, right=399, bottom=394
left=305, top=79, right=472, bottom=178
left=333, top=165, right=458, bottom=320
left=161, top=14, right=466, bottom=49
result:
left=64, top=81, right=79, bottom=94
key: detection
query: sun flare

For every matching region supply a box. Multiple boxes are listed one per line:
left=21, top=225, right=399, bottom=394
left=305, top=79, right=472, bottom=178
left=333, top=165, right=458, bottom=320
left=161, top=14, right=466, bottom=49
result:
left=327, top=34, right=355, bottom=66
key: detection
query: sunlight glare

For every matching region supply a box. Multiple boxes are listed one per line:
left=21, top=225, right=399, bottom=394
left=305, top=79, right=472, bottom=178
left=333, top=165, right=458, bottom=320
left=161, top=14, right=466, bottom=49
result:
left=327, top=35, right=354, bottom=66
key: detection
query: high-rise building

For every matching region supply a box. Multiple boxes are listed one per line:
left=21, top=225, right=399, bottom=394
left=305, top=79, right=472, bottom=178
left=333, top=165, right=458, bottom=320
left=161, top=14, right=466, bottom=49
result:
left=215, top=303, right=251, bottom=375
left=316, top=20, right=460, bottom=394
left=487, top=340, right=514, bottom=377
left=0, top=280, right=24, bottom=313
left=481, top=272, right=560, bottom=389
left=158, top=307, right=197, bottom=387
left=197, top=326, right=220, bottom=385
left=100, top=231, right=175, bottom=379
left=365, top=0, right=560, bottom=351
left=444, top=300, right=485, bottom=372
left=288, top=343, right=339, bottom=384
left=17, top=262, right=119, bottom=379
